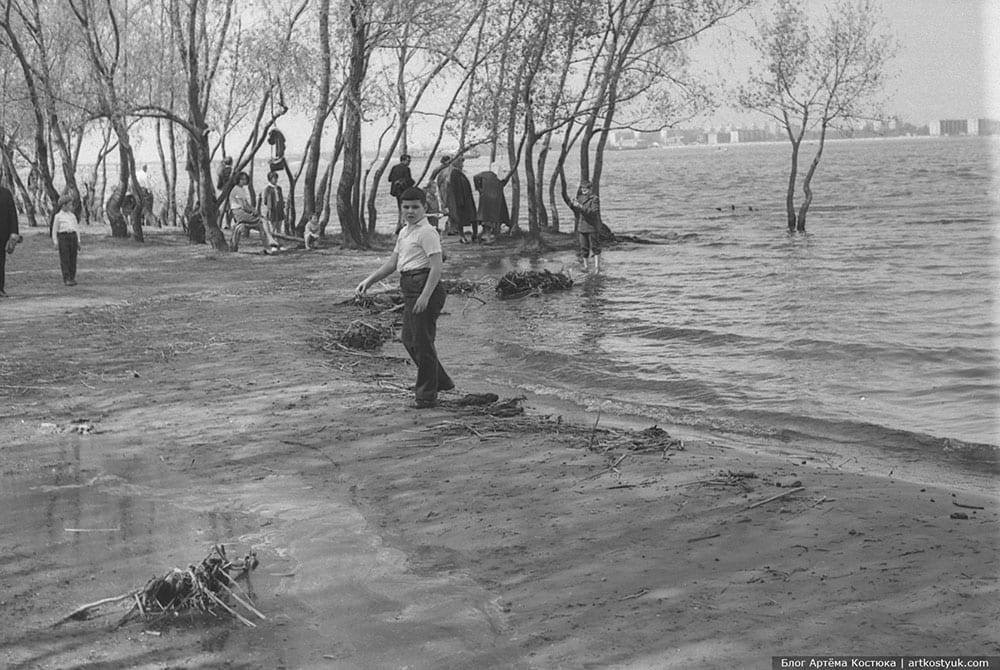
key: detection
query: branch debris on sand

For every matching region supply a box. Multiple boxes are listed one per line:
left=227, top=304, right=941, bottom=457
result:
left=54, top=545, right=263, bottom=629
left=429, top=411, right=684, bottom=455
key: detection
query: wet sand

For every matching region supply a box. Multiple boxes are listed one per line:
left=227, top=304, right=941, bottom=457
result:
left=0, top=227, right=997, bottom=669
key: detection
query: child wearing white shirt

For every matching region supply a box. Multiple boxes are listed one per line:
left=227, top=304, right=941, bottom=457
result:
left=52, top=195, right=80, bottom=286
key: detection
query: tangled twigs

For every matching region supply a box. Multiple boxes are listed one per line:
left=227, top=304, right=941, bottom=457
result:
left=54, top=545, right=263, bottom=628
left=686, top=470, right=758, bottom=492
left=448, top=395, right=526, bottom=417
left=333, top=319, right=396, bottom=350
left=440, top=278, right=486, bottom=296
left=591, top=425, right=685, bottom=455
left=495, top=270, right=573, bottom=299
left=350, top=290, right=403, bottom=314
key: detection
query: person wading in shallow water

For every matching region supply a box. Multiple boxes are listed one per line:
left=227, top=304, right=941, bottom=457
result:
left=570, top=180, right=602, bottom=273
left=355, top=186, right=454, bottom=409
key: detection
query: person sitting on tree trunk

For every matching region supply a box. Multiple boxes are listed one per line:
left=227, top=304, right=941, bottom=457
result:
left=229, top=173, right=279, bottom=255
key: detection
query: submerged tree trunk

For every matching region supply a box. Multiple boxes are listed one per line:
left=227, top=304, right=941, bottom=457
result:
left=785, top=138, right=799, bottom=232
left=796, top=123, right=828, bottom=232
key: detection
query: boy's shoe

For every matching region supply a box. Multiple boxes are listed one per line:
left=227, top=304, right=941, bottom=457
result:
left=66, top=280, right=77, bottom=286
left=412, top=399, right=437, bottom=409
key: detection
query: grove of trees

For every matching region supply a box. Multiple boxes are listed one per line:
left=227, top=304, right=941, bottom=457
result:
left=0, top=0, right=893, bottom=246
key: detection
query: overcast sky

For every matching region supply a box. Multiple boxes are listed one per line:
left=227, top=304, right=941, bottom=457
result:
left=881, top=0, right=996, bottom=123
left=701, top=0, right=998, bottom=126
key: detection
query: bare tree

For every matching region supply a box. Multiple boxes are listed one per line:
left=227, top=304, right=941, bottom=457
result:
left=739, top=0, right=894, bottom=232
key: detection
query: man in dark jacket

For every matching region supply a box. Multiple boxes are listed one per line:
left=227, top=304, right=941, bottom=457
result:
left=0, top=180, right=21, bottom=297
left=388, top=154, right=414, bottom=226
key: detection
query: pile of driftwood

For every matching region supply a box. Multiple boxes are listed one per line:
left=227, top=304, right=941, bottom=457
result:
left=588, top=424, right=685, bottom=455
left=351, top=280, right=486, bottom=314
left=55, top=545, right=263, bottom=628
left=334, top=319, right=396, bottom=350
left=495, top=270, right=573, bottom=300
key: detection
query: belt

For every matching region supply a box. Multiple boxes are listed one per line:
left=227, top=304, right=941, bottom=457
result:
left=400, top=267, right=430, bottom=277
left=57, top=231, right=77, bottom=236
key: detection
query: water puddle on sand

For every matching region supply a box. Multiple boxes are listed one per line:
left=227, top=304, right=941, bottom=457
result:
left=1, top=430, right=514, bottom=668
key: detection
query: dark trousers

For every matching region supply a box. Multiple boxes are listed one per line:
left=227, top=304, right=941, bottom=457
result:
left=0, top=238, right=7, bottom=291
left=400, top=272, right=453, bottom=402
left=57, top=232, right=78, bottom=282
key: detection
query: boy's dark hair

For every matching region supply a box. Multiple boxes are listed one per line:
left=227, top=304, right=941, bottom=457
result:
left=399, top=186, right=426, bottom=205
left=267, top=171, right=279, bottom=181
left=400, top=154, right=411, bottom=161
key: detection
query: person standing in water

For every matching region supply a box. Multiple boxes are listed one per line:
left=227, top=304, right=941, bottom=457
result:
left=570, top=180, right=602, bottom=273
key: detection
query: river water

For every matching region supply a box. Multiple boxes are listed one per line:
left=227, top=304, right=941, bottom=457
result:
left=446, top=136, right=999, bottom=475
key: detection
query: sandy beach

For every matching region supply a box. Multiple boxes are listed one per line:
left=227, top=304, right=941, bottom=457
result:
left=1, top=227, right=997, bottom=670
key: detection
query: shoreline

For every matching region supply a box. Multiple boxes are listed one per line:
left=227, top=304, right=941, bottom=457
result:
left=1, top=228, right=997, bottom=668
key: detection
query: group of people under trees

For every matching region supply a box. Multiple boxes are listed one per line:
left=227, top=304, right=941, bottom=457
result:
left=388, top=154, right=511, bottom=245
left=388, top=152, right=602, bottom=272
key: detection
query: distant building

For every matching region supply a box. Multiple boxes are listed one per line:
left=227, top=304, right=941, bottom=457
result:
left=729, top=127, right=771, bottom=143
left=705, top=131, right=731, bottom=145
left=929, top=119, right=1000, bottom=136
left=930, top=119, right=968, bottom=135
left=968, top=118, right=1000, bottom=135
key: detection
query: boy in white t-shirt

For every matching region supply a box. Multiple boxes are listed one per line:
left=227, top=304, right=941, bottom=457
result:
left=356, top=186, right=454, bottom=408
left=52, top=195, right=81, bottom=286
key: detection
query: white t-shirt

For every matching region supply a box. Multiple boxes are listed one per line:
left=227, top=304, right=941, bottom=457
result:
left=53, top=210, right=79, bottom=235
left=394, top=219, right=442, bottom=273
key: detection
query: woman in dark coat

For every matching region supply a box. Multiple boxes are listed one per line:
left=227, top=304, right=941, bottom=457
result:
left=446, top=158, right=478, bottom=243
left=473, top=164, right=510, bottom=237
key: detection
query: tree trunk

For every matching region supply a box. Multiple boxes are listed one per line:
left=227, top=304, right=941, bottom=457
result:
left=154, top=118, right=169, bottom=227
left=336, top=0, right=368, bottom=249
left=523, top=111, right=540, bottom=236
left=105, top=142, right=130, bottom=238
left=796, top=122, right=828, bottom=232
left=301, top=0, right=331, bottom=230
left=167, top=114, right=178, bottom=226
left=786, top=138, right=799, bottom=232
left=106, top=187, right=128, bottom=238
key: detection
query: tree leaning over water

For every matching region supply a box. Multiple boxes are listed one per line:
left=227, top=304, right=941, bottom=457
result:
left=739, top=0, right=895, bottom=233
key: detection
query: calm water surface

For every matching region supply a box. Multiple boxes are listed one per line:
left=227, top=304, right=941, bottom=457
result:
left=449, top=136, right=999, bottom=472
